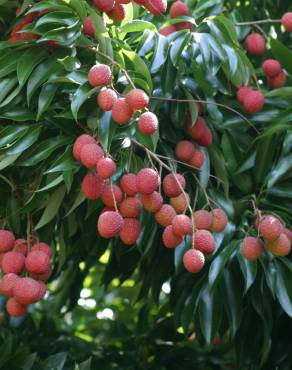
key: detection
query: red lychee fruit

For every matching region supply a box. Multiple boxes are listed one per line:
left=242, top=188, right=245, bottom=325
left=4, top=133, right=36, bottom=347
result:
left=0, top=230, right=15, bottom=252
left=31, top=242, right=53, bottom=258
left=267, top=233, right=291, bottom=257
left=242, top=90, right=264, bottom=113
left=36, top=281, right=47, bottom=300
left=162, top=173, right=186, bottom=197
left=282, top=12, right=292, bottom=32
left=136, top=168, right=160, bottom=194
left=197, top=127, right=212, bottom=147
left=108, top=3, right=127, bottom=21
left=141, top=191, right=163, bottom=213
left=186, top=116, right=207, bottom=141
left=112, top=98, right=133, bottom=124
left=245, top=33, right=265, bottom=56
left=119, top=197, right=142, bottom=218
left=262, top=59, right=282, bottom=77
left=175, top=21, right=193, bottom=30
left=137, top=112, right=159, bottom=135
left=80, top=143, right=104, bottom=168
left=267, top=71, right=286, bottom=88
left=83, top=16, right=95, bottom=37
left=88, top=64, right=112, bottom=87
left=162, top=225, right=183, bottom=248
left=134, top=0, right=146, bottom=4
left=145, top=0, right=167, bottom=15
left=194, top=230, right=216, bottom=255
left=93, top=0, right=115, bottom=13
left=159, top=25, right=176, bottom=36
left=175, top=140, right=195, bottom=162
left=0, top=273, right=20, bottom=297
left=119, top=218, right=141, bottom=245
left=72, top=134, right=96, bottom=161
left=258, top=215, right=282, bottom=242
left=172, top=215, right=192, bottom=236
left=96, top=157, right=116, bottom=180
left=6, top=298, right=27, bottom=317
left=13, top=277, right=42, bottom=304
left=97, top=211, right=124, bottom=238
left=241, top=236, right=264, bottom=261
left=25, top=251, right=51, bottom=275
left=1, top=251, right=25, bottom=274
left=31, top=266, right=52, bottom=282
left=236, top=86, right=253, bottom=105
left=170, top=1, right=189, bottom=17
left=97, top=88, right=118, bottom=111
left=120, top=173, right=137, bottom=196
left=193, top=210, right=212, bottom=230
left=170, top=193, right=189, bottom=214
left=189, top=149, right=205, bottom=168
left=13, top=238, right=28, bottom=256
left=282, top=228, right=292, bottom=242
left=117, top=0, right=131, bottom=3
left=101, top=184, right=123, bottom=207
left=155, top=204, right=176, bottom=227
left=81, top=173, right=106, bottom=200
left=183, top=249, right=205, bottom=273
left=210, top=208, right=228, bottom=233
left=125, top=89, right=149, bottom=111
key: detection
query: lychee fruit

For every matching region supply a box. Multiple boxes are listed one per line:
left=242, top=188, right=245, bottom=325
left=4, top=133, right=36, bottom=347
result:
left=183, top=249, right=205, bottom=273
left=0, top=273, right=20, bottom=297
left=13, top=277, right=42, bottom=304
left=170, top=193, right=189, bottom=214
left=267, top=233, right=291, bottom=257
left=137, top=112, right=159, bottom=135
left=197, top=127, right=212, bottom=147
left=31, top=266, right=52, bottom=282
left=1, top=251, right=25, bottom=274
left=245, top=33, right=265, bottom=56
left=112, top=98, right=133, bottom=124
left=120, top=173, right=137, bottom=196
left=88, top=64, right=112, bottom=87
left=193, top=210, right=212, bottom=230
left=119, top=218, right=141, bottom=245
left=13, top=238, right=28, bottom=256
left=83, top=16, right=94, bottom=37
left=125, top=89, right=149, bottom=111
left=0, top=230, right=15, bottom=252
left=141, top=191, right=163, bottom=213
left=186, top=116, right=206, bottom=141
left=159, top=25, right=176, bottom=36
left=97, top=88, right=117, bottom=111
left=175, top=140, right=195, bottom=162
left=258, top=215, right=282, bottom=242
left=6, top=298, right=27, bottom=317
left=136, top=168, right=160, bottom=194
left=80, top=143, right=104, bottom=168
left=267, top=71, right=286, bottom=88
left=96, top=157, right=116, bottom=179
left=36, top=281, right=47, bottom=300
left=236, top=86, right=253, bottom=105
left=262, top=59, right=282, bottom=77
left=145, top=0, right=167, bottom=15
left=242, top=90, right=264, bottom=113
left=101, top=184, right=123, bottom=207
left=93, top=0, right=115, bottom=12
left=97, top=211, right=124, bottom=238
left=119, top=197, right=142, bottom=218
left=81, top=172, right=106, bottom=200
left=162, top=225, right=183, bottom=248
left=170, top=1, right=189, bottom=18
left=282, top=12, right=292, bottom=32
left=155, top=204, right=176, bottom=227
left=189, top=149, right=205, bottom=168
left=108, top=3, right=127, bottom=21
left=162, top=173, right=186, bottom=197
left=25, top=251, right=51, bottom=275
left=241, top=236, right=264, bottom=261
left=72, top=134, right=96, bottom=161
left=193, top=230, right=216, bottom=255
left=31, top=242, right=53, bottom=258
left=172, top=215, right=192, bottom=236
left=175, top=21, right=193, bottom=30
left=210, top=208, right=228, bottom=233
left=282, top=228, right=292, bottom=242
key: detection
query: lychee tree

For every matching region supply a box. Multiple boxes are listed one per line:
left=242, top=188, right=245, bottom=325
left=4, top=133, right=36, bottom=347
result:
left=0, top=0, right=292, bottom=368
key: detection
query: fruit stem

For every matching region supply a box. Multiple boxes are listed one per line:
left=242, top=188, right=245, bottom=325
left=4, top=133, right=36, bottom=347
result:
left=110, top=180, right=119, bottom=213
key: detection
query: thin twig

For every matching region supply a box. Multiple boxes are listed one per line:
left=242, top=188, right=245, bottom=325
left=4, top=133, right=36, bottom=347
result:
left=235, top=19, right=281, bottom=26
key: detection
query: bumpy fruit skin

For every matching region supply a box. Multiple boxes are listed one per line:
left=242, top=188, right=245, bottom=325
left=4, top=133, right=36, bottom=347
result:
left=81, top=173, right=105, bottom=200
left=0, top=230, right=15, bottom=252
left=88, top=64, right=112, bottom=87
left=193, top=210, right=212, bottom=230
left=189, top=149, right=205, bottom=168
left=243, top=91, right=264, bottom=113
left=282, top=12, right=292, bottom=32
left=267, top=233, right=291, bottom=257
left=210, top=208, right=228, bottom=233
left=262, top=59, right=282, bottom=77
left=36, top=281, right=47, bottom=300
left=80, top=144, right=104, bottom=168
left=112, top=98, right=133, bottom=124
left=97, top=88, right=117, bottom=111
left=236, top=86, right=253, bottom=105
left=197, top=127, right=212, bottom=147
left=245, top=33, right=265, bottom=56
left=138, top=112, right=158, bottom=135
left=25, top=251, right=50, bottom=274
left=145, top=0, right=167, bottom=15
left=83, top=16, right=94, bottom=37
left=101, top=184, right=123, bottom=207
left=170, top=193, right=189, bottom=214
left=72, top=134, right=96, bottom=161
left=0, top=273, right=20, bottom=297
left=126, top=89, right=149, bottom=111
left=31, top=242, right=53, bottom=257
left=175, top=140, right=195, bottom=162
left=242, top=236, right=264, bottom=261
left=136, top=168, right=160, bottom=194
left=96, top=157, right=116, bottom=179
left=155, top=204, right=176, bottom=227
left=1, top=251, right=25, bottom=274
left=172, top=215, right=192, bottom=236
left=258, top=215, right=282, bottom=242
left=13, top=277, right=41, bottom=304
left=120, top=218, right=141, bottom=245
left=97, top=211, right=124, bottom=238
left=186, top=116, right=207, bottom=141
left=170, top=1, right=189, bottom=17
left=194, top=230, right=216, bottom=255
left=13, top=238, right=28, bottom=256
left=119, top=197, right=142, bottom=218
left=267, top=71, right=286, bottom=88
left=282, top=228, right=292, bottom=242
left=141, top=191, right=163, bottom=213
left=31, top=266, right=52, bottom=282
left=108, top=3, right=127, bottom=21
left=120, top=173, right=137, bottom=196
left=183, top=249, right=205, bottom=273
left=163, top=173, right=186, bottom=197
left=159, top=25, right=176, bottom=36
left=93, top=0, right=115, bottom=12
left=162, top=225, right=183, bottom=248
left=6, top=298, right=27, bottom=317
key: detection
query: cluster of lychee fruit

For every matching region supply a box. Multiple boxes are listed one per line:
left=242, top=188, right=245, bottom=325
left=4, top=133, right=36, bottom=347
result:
left=88, top=63, right=158, bottom=136
left=0, top=230, right=53, bottom=317
left=184, top=108, right=213, bottom=147
left=241, top=215, right=292, bottom=261
left=262, top=59, right=286, bottom=88
left=236, top=86, right=265, bottom=114
left=160, top=0, right=192, bottom=35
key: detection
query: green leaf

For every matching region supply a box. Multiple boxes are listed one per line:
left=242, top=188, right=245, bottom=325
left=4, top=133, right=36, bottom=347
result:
left=274, top=260, right=292, bottom=317
left=71, top=83, right=99, bottom=121
left=42, top=352, right=68, bottom=370
left=119, top=20, right=157, bottom=34
left=37, top=83, right=58, bottom=120
left=17, top=48, right=47, bottom=87
left=271, top=38, right=292, bottom=75
left=237, top=252, right=257, bottom=293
